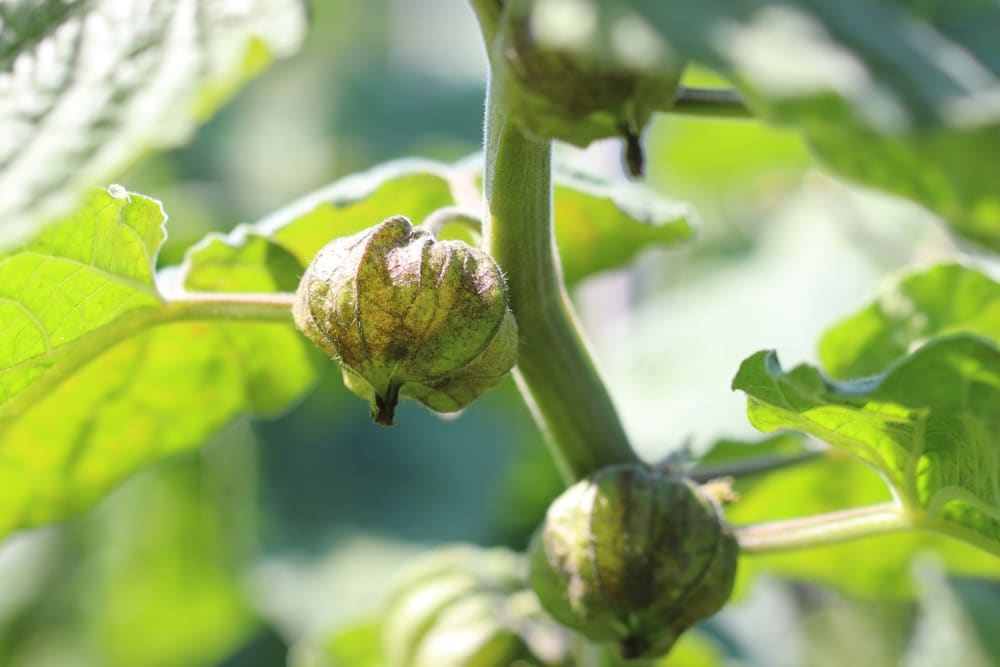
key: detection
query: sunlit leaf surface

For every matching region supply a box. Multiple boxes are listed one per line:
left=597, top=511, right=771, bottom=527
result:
left=0, top=0, right=308, bottom=248
left=0, top=188, right=313, bottom=536
left=820, top=263, right=1000, bottom=379
left=734, top=334, right=1000, bottom=556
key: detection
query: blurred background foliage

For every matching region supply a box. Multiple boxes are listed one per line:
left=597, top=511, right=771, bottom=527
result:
left=0, top=1, right=998, bottom=666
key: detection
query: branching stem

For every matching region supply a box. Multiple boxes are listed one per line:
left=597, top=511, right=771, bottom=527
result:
left=165, top=291, right=297, bottom=319
left=668, top=87, right=753, bottom=119
left=420, top=205, right=483, bottom=239
left=690, top=451, right=822, bottom=482
left=735, top=502, right=909, bottom=553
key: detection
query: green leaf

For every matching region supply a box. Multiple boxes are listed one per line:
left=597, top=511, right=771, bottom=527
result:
left=89, top=454, right=258, bottom=667
left=552, top=162, right=695, bottom=286
left=630, top=0, right=1000, bottom=251
left=0, top=188, right=314, bottom=537
left=228, top=157, right=693, bottom=291
left=819, top=263, right=1000, bottom=379
left=0, top=436, right=261, bottom=667
left=804, top=126, right=1000, bottom=252
left=0, top=0, right=307, bottom=248
left=256, top=159, right=459, bottom=270
left=732, top=334, right=1000, bottom=556
left=699, top=437, right=1000, bottom=597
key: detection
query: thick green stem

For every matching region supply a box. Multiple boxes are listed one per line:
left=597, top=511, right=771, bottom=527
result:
left=735, top=502, right=910, bottom=553
left=482, top=80, right=637, bottom=482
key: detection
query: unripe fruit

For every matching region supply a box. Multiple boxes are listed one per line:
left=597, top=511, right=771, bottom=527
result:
left=528, top=464, right=739, bottom=661
left=383, top=546, right=572, bottom=667
left=494, top=0, right=685, bottom=176
left=293, top=216, right=518, bottom=425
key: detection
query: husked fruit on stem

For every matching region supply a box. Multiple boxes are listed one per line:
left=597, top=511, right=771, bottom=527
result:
left=294, top=216, right=518, bottom=425
left=494, top=0, right=685, bottom=176
left=529, top=464, right=739, bottom=660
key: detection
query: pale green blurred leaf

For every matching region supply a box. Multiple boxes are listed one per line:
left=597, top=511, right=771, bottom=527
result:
left=805, top=126, right=1000, bottom=251
left=0, top=0, right=308, bottom=248
left=658, top=631, right=732, bottom=667
left=820, top=263, right=1000, bottom=379
left=733, top=334, right=1000, bottom=556
left=951, top=577, right=1000, bottom=661
left=309, top=619, right=385, bottom=667
left=0, top=188, right=314, bottom=536
left=552, top=162, right=695, bottom=285
left=631, top=0, right=1000, bottom=250
left=799, top=593, right=909, bottom=667
left=0, top=439, right=260, bottom=667
left=90, top=458, right=256, bottom=667
left=904, top=561, right=997, bottom=667
left=650, top=67, right=812, bottom=206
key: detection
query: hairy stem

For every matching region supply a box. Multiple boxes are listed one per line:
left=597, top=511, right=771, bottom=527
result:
left=481, top=79, right=637, bottom=482
left=468, top=0, right=504, bottom=45
left=667, top=87, right=753, bottom=119
left=735, top=502, right=909, bottom=553
left=420, top=205, right=483, bottom=239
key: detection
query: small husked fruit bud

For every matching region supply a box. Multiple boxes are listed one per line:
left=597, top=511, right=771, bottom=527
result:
left=528, top=464, right=738, bottom=661
left=383, top=546, right=573, bottom=667
left=495, top=0, right=685, bottom=177
left=293, top=216, right=518, bottom=425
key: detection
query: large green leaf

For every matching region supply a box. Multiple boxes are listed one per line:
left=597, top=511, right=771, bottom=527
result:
left=0, top=187, right=314, bottom=537
left=0, top=0, right=308, bottom=248
left=629, top=0, right=1000, bottom=250
left=819, top=263, right=1000, bottom=379
left=732, top=334, right=1000, bottom=556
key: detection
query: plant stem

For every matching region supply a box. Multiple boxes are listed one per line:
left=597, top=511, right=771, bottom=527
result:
left=690, top=450, right=822, bottom=482
left=735, top=502, right=910, bottom=553
left=468, top=0, right=504, bottom=46
left=165, top=291, right=297, bottom=320
left=481, top=80, right=637, bottom=482
left=420, top=205, right=482, bottom=239
left=667, top=87, right=753, bottom=119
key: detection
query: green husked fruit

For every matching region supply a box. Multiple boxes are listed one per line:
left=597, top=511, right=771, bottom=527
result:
left=495, top=0, right=685, bottom=176
left=529, top=464, right=738, bottom=661
left=293, top=216, right=518, bottom=425
left=382, top=545, right=572, bottom=667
